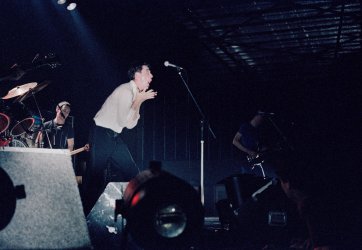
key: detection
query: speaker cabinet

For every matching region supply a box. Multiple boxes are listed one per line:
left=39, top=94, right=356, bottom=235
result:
left=86, top=182, right=129, bottom=250
left=0, top=147, right=91, bottom=249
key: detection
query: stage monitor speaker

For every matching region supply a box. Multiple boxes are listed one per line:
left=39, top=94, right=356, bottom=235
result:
left=86, top=182, right=129, bottom=250
left=220, top=174, right=269, bottom=209
left=0, top=147, right=91, bottom=249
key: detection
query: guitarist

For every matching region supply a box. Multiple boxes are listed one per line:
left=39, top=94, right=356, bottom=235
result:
left=232, top=112, right=276, bottom=178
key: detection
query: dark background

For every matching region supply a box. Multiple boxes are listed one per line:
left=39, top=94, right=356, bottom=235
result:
left=1, top=1, right=361, bottom=217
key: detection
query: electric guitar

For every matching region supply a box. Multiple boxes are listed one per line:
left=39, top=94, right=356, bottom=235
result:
left=247, top=153, right=263, bottom=164
left=246, top=146, right=283, bottom=165
left=70, top=144, right=90, bottom=156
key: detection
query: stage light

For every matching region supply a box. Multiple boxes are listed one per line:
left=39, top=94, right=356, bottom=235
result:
left=117, top=167, right=204, bottom=249
left=57, top=0, right=66, bottom=4
left=153, top=203, right=187, bottom=238
left=67, top=3, right=77, bottom=11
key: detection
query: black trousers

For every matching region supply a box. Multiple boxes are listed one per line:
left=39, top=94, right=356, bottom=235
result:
left=82, top=124, right=139, bottom=215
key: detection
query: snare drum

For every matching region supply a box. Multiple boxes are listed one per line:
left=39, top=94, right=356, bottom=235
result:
left=0, top=112, right=10, bottom=134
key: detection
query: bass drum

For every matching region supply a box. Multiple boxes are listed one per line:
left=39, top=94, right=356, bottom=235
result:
left=9, top=138, right=28, bottom=148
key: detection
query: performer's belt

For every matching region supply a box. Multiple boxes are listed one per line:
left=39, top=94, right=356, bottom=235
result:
left=95, top=123, right=120, bottom=138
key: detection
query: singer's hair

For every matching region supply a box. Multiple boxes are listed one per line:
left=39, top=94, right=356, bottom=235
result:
left=127, top=61, right=150, bottom=80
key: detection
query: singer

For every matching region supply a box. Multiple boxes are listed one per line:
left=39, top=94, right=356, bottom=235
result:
left=36, top=101, right=74, bottom=151
left=83, top=61, right=157, bottom=215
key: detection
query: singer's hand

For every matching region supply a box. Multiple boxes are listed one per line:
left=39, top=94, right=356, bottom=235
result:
left=136, top=89, right=157, bottom=102
left=132, top=89, right=157, bottom=114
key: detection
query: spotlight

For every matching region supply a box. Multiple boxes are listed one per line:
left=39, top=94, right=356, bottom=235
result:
left=67, top=3, right=77, bottom=11
left=57, top=0, right=66, bottom=4
left=117, top=166, right=204, bottom=249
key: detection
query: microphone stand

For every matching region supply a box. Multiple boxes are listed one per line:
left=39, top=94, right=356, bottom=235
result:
left=175, top=68, right=216, bottom=205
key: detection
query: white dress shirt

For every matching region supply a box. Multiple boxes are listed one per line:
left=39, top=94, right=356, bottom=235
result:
left=94, top=80, right=140, bottom=133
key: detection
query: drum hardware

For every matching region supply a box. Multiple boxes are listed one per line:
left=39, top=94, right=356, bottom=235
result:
left=0, top=112, right=10, bottom=134
left=32, top=52, right=61, bottom=69
left=16, top=82, right=53, bottom=149
left=1, top=136, right=28, bottom=148
left=0, top=136, right=12, bottom=147
left=14, top=81, right=50, bottom=103
left=10, top=118, right=35, bottom=137
left=0, top=52, right=61, bottom=82
left=21, top=116, right=44, bottom=148
left=9, top=138, right=28, bottom=148
left=1, top=79, right=51, bottom=148
left=0, top=63, right=26, bottom=82
left=1, top=82, right=38, bottom=100
left=9, top=81, right=50, bottom=137
left=0, top=53, right=59, bottom=148
left=2, top=102, right=35, bottom=138
left=0, top=112, right=11, bottom=147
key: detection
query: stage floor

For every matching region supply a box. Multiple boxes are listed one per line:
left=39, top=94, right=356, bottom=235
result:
left=87, top=216, right=296, bottom=250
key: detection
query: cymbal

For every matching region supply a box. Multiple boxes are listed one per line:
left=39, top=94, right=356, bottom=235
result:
left=2, top=82, right=38, bottom=100
left=14, top=81, right=50, bottom=103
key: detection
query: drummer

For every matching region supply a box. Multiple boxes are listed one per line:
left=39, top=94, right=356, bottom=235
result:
left=36, top=101, right=74, bottom=151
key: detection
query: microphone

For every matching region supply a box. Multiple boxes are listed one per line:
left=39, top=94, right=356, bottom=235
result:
left=164, top=61, right=183, bottom=70
left=258, top=111, right=275, bottom=116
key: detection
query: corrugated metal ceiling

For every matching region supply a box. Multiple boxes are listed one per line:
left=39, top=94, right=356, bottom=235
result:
left=169, top=0, right=361, bottom=81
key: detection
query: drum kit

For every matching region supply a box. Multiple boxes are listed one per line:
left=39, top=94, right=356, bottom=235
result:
left=0, top=81, right=49, bottom=148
